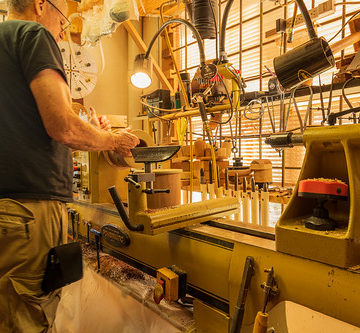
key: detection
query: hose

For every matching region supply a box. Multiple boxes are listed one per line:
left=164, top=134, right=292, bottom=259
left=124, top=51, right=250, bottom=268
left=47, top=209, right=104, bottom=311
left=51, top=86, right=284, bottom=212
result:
left=219, top=0, right=235, bottom=60
left=294, top=0, right=317, bottom=40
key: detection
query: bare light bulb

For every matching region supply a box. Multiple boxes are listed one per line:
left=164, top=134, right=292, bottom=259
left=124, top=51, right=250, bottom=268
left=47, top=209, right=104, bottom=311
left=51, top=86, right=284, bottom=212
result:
left=131, top=72, right=151, bottom=89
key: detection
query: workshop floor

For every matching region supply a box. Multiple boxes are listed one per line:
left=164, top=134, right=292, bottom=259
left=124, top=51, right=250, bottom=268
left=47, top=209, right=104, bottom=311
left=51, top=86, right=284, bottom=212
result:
left=54, top=266, right=183, bottom=333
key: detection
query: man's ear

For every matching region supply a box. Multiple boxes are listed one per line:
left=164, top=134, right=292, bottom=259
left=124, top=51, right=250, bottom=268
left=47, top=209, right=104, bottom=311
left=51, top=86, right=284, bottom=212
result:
left=34, top=0, right=46, bottom=16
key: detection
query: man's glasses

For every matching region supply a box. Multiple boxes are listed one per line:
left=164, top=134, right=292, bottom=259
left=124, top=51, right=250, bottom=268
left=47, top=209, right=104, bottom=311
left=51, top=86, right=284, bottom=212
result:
left=46, top=0, right=71, bottom=32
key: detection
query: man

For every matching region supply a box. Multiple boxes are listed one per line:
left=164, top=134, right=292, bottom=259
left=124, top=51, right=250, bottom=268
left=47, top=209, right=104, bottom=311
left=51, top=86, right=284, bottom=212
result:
left=0, top=0, right=140, bottom=331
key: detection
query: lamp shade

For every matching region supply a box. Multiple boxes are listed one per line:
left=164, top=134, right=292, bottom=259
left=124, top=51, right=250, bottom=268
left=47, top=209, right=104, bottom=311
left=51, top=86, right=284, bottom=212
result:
left=130, top=54, right=152, bottom=89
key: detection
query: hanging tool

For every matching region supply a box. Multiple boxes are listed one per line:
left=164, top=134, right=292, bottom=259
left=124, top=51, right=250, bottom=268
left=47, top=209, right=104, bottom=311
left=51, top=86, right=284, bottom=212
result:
left=279, top=92, right=285, bottom=131
left=216, top=166, right=224, bottom=198
left=303, top=86, right=313, bottom=129
left=342, top=77, right=357, bottom=123
left=327, top=73, right=334, bottom=117
left=252, top=267, right=279, bottom=333
left=260, top=183, right=270, bottom=227
left=200, top=168, right=207, bottom=201
left=250, top=177, right=259, bottom=225
left=208, top=160, right=216, bottom=199
left=284, top=89, right=295, bottom=132
left=265, top=96, right=275, bottom=133
left=229, top=256, right=255, bottom=333
left=225, top=168, right=231, bottom=197
left=90, top=228, right=102, bottom=272
left=234, top=173, right=241, bottom=221
left=242, top=177, right=250, bottom=224
left=318, top=76, right=326, bottom=124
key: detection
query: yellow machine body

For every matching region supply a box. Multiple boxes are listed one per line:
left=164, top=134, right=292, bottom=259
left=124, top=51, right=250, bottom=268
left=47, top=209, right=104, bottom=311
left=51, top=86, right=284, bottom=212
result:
left=68, top=202, right=360, bottom=332
left=68, top=124, right=360, bottom=331
left=127, top=181, right=239, bottom=235
left=276, top=124, right=360, bottom=267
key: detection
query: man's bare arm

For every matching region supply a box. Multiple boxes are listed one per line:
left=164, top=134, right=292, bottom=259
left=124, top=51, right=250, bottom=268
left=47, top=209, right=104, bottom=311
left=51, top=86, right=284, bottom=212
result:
left=30, top=69, right=139, bottom=154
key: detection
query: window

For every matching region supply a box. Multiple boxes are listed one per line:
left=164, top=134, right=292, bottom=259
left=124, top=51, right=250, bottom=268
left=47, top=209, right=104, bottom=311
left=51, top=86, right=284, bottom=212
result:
left=172, top=0, right=360, bottom=187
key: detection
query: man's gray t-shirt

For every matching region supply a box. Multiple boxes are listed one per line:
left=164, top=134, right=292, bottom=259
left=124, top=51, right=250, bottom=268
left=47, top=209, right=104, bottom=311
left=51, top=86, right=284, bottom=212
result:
left=0, top=20, right=73, bottom=202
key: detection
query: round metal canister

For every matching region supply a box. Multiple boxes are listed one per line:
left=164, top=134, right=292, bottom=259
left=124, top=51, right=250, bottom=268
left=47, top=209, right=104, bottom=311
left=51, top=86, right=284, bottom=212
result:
left=273, top=37, right=334, bottom=90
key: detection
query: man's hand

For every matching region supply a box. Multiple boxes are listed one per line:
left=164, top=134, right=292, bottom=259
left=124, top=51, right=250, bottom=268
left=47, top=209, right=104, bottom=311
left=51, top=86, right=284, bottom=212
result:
left=114, top=129, right=140, bottom=157
left=89, top=107, right=111, bottom=132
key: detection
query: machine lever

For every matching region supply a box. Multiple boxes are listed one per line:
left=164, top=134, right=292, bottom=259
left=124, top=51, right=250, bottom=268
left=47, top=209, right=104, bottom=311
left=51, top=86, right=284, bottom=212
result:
left=229, top=256, right=255, bottom=333
left=108, top=186, right=144, bottom=232
left=265, top=132, right=303, bottom=149
left=327, top=106, right=360, bottom=126
left=143, top=188, right=171, bottom=194
left=124, top=176, right=141, bottom=188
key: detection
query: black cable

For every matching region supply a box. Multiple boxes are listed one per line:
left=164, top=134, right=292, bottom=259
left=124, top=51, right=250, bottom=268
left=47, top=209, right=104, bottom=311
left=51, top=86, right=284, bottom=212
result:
left=219, top=0, right=235, bottom=60
left=342, top=77, right=355, bottom=109
left=327, top=9, right=360, bottom=44
left=145, top=18, right=206, bottom=67
left=209, top=74, right=234, bottom=124
left=145, top=105, right=173, bottom=124
left=294, top=0, right=317, bottom=40
left=207, top=0, right=219, bottom=62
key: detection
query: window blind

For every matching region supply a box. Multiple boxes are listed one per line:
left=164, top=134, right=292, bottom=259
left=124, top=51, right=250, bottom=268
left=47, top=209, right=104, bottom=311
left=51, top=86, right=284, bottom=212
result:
left=172, top=0, right=360, bottom=186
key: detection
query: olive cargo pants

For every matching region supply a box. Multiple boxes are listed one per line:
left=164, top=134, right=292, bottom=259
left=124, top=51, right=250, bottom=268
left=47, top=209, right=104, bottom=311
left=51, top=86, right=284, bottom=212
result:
left=0, top=199, right=68, bottom=333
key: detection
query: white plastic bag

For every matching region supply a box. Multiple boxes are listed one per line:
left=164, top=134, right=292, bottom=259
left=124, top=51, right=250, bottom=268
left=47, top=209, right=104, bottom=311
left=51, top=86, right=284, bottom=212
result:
left=109, top=0, right=139, bottom=23
left=81, top=0, right=139, bottom=45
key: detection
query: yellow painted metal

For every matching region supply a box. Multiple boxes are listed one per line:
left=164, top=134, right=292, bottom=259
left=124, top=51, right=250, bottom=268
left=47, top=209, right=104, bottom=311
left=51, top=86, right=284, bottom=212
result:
left=67, top=203, right=234, bottom=301
left=127, top=182, right=239, bottom=235
left=68, top=202, right=360, bottom=331
left=276, top=124, right=360, bottom=267
left=194, top=299, right=230, bottom=333
left=229, top=241, right=360, bottom=329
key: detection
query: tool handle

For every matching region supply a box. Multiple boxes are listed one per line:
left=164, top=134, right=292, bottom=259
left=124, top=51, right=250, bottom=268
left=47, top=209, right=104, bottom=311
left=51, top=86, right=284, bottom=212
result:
left=124, top=176, right=141, bottom=188
left=143, top=188, right=170, bottom=194
left=230, top=305, right=245, bottom=333
left=252, top=312, right=268, bottom=333
left=108, top=185, right=144, bottom=232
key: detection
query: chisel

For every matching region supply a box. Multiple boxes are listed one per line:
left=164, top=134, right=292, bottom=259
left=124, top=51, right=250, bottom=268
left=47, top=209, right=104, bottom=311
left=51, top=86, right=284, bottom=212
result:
left=251, top=177, right=259, bottom=224
left=208, top=160, right=215, bottom=199
left=200, top=168, right=207, bottom=201
left=242, top=177, right=250, bottom=223
left=261, top=183, right=270, bottom=226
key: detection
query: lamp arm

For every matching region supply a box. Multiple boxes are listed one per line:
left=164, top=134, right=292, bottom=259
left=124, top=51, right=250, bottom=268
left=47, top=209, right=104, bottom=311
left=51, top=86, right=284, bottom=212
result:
left=144, top=18, right=206, bottom=67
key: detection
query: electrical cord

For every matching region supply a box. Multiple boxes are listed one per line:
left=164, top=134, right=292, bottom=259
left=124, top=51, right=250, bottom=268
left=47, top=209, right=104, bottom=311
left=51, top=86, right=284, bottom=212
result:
left=140, top=99, right=197, bottom=113
left=209, top=73, right=234, bottom=124
left=145, top=105, right=173, bottom=124
left=327, top=9, right=360, bottom=44
left=227, top=66, right=244, bottom=153
left=342, top=77, right=355, bottom=109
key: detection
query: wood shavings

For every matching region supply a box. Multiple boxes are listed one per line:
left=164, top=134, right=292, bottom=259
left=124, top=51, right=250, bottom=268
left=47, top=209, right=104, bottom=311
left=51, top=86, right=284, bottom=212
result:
left=308, top=178, right=346, bottom=184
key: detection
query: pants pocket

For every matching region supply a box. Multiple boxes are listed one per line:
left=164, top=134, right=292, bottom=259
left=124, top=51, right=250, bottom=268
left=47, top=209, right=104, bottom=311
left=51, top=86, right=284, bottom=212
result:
left=0, top=199, right=35, bottom=274
left=8, top=274, right=61, bottom=332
